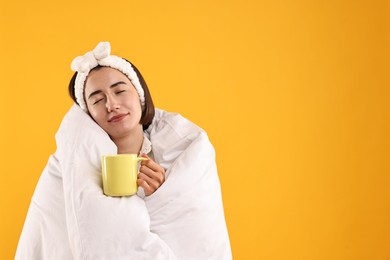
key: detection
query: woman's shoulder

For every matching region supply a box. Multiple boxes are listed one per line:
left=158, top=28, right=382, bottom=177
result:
left=149, top=109, right=205, bottom=139
left=147, top=109, right=214, bottom=165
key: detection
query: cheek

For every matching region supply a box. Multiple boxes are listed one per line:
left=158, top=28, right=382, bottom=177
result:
left=87, top=106, right=105, bottom=124
left=128, top=95, right=142, bottom=111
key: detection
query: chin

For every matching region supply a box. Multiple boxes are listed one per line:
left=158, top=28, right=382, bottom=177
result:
left=109, top=125, right=139, bottom=138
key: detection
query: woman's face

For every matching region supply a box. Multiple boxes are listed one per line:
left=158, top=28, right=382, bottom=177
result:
left=84, top=67, right=143, bottom=139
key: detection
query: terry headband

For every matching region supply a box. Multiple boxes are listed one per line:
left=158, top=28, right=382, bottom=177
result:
left=71, top=42, right=145, bottom=112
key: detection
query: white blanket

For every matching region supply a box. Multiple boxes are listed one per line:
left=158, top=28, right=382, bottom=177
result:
left=16, top=104, right=232, bottom=260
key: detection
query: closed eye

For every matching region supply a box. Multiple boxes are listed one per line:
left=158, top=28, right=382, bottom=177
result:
left=93, top=98, right=104, bottom=105
left=116, top=90, right=126, bottom=94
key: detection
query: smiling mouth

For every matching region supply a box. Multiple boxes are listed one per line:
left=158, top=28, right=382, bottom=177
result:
left=108, top=113, right=128, bottom=123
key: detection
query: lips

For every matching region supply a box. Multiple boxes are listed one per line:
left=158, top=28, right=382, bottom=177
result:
left=108, top=113, right=128, bottom=122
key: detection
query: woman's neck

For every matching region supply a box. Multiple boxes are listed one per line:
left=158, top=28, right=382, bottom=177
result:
left=112, top=125, right=144, bottom=154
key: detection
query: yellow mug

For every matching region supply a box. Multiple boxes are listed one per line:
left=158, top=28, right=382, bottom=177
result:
left=101, top=154, right=147, bottom=196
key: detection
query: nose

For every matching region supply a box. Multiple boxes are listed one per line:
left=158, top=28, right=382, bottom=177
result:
left=105, top=95, right=120, bottom=112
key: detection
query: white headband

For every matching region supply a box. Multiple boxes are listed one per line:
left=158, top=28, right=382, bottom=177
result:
left=71, top=42, right=145, bottom=112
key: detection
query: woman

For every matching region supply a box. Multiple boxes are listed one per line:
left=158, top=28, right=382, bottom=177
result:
left=69, top=50, right=164, bottom=196
left=16, top=42, right=231, bottom=259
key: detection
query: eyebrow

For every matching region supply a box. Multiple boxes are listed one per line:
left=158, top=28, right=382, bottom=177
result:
left=87, top=81, right=127, bottom=100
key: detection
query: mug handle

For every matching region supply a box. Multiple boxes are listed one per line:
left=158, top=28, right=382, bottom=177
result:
left=136, top=157, right=148, bottom=163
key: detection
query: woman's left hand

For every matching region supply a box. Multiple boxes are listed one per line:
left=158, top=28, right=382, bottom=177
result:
left=137, top=153, right=166, bottom=196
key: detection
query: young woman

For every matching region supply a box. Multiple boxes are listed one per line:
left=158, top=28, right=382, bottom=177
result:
left=16, top=42, right=231, bottom=259
left=69, top=62, right=164, bottom=196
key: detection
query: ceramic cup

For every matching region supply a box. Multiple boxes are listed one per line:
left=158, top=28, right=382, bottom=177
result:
left=102, top=154, right=147, bottom=196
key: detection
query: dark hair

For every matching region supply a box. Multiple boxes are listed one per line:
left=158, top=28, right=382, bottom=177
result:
left=68, top=61, right=155, bottom=130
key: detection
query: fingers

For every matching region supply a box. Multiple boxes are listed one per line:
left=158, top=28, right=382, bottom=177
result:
left=137, top=177, right=156, bottom=196
left=139, top=166, right=164, bottom=191
left=141, top=153, right=165, bottom=174
left=138, top=154, right=165, bottom=196
left=137, top=171, right=163, bottom=196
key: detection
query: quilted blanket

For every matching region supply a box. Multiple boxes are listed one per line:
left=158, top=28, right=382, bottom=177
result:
left=15, top=104, right=231, bottom=259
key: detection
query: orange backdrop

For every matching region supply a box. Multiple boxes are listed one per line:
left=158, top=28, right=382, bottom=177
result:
left=1, top=0, right=389, bottom=259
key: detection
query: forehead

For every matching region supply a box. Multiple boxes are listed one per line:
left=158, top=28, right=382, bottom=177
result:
left=84, top=67, right=130, bottom=91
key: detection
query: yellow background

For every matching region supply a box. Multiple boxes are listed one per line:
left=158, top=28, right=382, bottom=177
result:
left=1, top=0, right=389, bottom=259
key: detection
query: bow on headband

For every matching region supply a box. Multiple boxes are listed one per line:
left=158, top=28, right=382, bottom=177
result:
left=70, top=42, right=145, bottom=112
left=71, top=42, right=111, bottom=73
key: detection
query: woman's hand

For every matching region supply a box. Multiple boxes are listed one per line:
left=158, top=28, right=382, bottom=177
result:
left=137, top=153, right=165, bottom=196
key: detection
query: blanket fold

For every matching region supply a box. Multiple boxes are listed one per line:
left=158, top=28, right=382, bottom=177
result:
left=16, top=104, right=231, bottom=260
